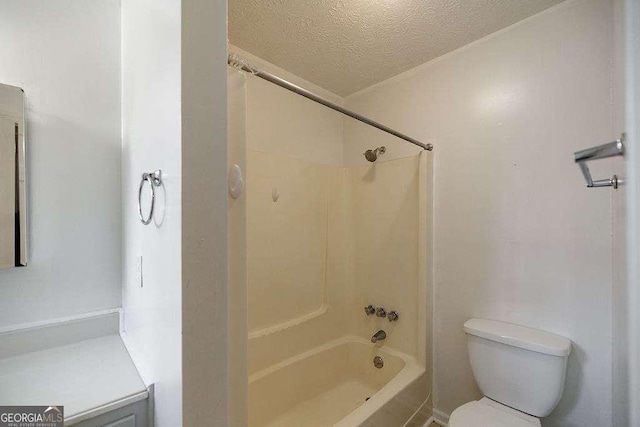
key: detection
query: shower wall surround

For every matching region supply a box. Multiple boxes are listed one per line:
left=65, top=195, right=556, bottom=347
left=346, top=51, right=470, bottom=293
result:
left=230, top=49, right=433, bottom=425
left=247, top=151, right=428, bottom=358
left=246, top=151, right=348, bottom=374
left=347, top=156, right=425, bottom=359
left=240, top=59, right=350, bottom=373
left=247, top=151, right=337, bottom=331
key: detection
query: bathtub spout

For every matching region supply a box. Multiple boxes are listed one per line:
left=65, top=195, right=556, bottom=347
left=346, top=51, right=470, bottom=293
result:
left=371, top=330, right=386, bottom=343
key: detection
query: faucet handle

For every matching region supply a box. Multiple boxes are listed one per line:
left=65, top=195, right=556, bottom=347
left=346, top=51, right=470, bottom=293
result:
left=376, top=307, right=387, bottom=318
left=388, top=310, right=399, bottom=322
left=364, top=305, right=376, bottom=315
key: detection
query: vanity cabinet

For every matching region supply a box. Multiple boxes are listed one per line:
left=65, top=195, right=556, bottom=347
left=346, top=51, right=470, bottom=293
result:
left=69, top=399, right=148, bottom=427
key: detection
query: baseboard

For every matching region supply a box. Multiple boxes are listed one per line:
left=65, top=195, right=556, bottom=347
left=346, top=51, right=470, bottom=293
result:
left=431, top=408, right=450, bottom=426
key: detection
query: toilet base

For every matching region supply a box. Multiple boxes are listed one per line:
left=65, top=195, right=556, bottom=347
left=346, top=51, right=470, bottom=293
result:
left=449, top=397, right=541, bottom=427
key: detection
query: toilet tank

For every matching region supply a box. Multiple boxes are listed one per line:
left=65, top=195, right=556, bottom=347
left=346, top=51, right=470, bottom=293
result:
left=464, top=319, right=571, bottom=417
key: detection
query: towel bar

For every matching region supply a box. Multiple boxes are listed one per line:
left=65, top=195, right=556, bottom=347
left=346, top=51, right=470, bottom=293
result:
left=574, top=134, right=625, bottom=188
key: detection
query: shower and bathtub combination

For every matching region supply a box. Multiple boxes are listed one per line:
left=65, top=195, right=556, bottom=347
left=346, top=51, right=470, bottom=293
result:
left=228, top=54, right=434, bottom=426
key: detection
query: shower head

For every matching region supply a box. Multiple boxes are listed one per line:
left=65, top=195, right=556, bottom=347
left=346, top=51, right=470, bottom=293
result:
left=364, top=146, right=386, bottom=162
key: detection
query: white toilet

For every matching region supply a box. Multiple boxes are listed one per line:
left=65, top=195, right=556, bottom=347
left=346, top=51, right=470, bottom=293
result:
left=449, top=318, right=572, bottom=426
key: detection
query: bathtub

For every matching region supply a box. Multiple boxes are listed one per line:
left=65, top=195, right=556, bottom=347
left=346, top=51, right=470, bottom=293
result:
left=249, top=336, right=426, bottom=427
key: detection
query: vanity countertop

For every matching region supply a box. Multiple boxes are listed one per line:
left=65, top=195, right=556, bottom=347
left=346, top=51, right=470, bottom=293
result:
left=0, top=333, right=147, bottom=423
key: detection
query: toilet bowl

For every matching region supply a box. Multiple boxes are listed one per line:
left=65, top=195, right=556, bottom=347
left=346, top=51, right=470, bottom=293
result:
left=449, top=319, right=571, bottom=427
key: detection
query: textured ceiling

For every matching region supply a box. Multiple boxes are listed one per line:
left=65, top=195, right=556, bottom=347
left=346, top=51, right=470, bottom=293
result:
left=229, top=0, right=565, bottom=96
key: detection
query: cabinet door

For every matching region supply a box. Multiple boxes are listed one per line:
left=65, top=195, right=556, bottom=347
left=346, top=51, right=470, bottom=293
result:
left=70, top=399, right=147, bottom=427
left=102, top=415, right=135, bottom=427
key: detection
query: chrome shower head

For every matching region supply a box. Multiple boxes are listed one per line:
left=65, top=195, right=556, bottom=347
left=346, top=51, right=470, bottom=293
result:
left=364, top=146, right=386, bottom=162
left=364, top=150, right=377, bottom=162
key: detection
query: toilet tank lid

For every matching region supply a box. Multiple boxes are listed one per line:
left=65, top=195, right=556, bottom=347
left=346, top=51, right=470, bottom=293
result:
left=464, top=319, right=571, bottom=357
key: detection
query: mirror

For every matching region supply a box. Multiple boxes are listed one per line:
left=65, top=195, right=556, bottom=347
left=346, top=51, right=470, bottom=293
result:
left=0, top=83, right=27, bottom=267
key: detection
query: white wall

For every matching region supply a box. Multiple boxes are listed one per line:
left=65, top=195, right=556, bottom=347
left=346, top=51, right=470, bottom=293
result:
left=624, top=0, right=640, bottom=425
left=181, top=0, right=230, bottom=426
left=612, top=0, right=627, bottom=425
left=120, top=1, right=182, bottom=426
left=345, top=1, right=615, bottom=425
left=0, top=0, right=122, bottom=328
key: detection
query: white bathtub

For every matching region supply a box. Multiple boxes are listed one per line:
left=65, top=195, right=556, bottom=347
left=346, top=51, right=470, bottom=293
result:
left=249, top=336, right=425, bottom=427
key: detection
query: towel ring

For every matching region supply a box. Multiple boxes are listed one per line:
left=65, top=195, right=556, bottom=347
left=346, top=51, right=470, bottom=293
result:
left=138, top=170, right=162, bottom=225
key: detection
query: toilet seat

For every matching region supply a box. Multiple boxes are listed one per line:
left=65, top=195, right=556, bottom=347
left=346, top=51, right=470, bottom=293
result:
left=449, top=397, right=541, bottom=427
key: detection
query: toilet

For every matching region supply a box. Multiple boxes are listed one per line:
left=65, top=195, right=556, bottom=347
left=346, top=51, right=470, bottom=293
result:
left=449, top=319, right=572, bottom=426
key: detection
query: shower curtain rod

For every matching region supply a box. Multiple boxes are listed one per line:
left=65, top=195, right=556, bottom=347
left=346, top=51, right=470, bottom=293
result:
left=227, top=55, right=433, bottom=151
